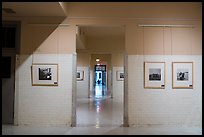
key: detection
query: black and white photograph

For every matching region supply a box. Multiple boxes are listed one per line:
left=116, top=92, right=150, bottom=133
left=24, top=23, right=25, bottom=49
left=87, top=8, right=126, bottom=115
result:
left=117, top=71, right=124, bottom=81
left=39, top=68, right=52, bottom=80
left=177, top=69, right=189, bottom=81
left=172, top=62, right=193, bottom=88
left=120, top=73, right=124, bottom=79
left=32, top=64, right=58, bottom=86
left=149, top=68, right=161, bottom=81
left=77, top=72, right=80, bottom=79
left=77, top=70, right=84, bottom=81
left=144, top=62, right=165, bottom=89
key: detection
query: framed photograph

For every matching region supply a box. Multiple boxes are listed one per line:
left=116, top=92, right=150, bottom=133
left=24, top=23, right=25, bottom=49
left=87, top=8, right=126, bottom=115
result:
left=77, top=70, right=84, bottom=81
left=172, top=62, right=193, bottom=89
left=144, top=62, right=165, bottom=89
left=32, top=64, right=58, bottom=86
left=116, top=71, right=124, bottom=81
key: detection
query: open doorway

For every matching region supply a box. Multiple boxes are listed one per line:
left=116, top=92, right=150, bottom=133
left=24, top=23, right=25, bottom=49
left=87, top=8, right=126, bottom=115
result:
left=76, top=25, right=125, bottom=127
left=94, top=65, right=107, bottom=98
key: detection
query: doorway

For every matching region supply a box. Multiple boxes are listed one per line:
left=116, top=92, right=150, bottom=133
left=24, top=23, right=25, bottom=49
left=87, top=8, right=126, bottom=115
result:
left=94, top=65, right=107, bottom=97
left=75, top=25, right=125, bottom=127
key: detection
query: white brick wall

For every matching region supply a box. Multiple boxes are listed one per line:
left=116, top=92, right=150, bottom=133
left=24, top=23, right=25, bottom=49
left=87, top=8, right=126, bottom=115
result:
left=15, top=54, right=73, bottom=126
left=128, top=55, right=202, bottom=127
left=77, top=67, right=89, bottom=98
left=112, top=67, right=124, bottom=102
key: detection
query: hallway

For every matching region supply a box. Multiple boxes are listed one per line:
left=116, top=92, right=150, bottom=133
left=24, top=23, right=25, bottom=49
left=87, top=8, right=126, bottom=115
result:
left=76, top=96, right=123, bottom=127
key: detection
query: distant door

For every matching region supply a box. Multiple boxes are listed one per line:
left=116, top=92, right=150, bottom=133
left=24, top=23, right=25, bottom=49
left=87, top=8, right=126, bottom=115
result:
left=2, top=56, right=15, bottom=124
left=94, top=65, right=107, bottom=97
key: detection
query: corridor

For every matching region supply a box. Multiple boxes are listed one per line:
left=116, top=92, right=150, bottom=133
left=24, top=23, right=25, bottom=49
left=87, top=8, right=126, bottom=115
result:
left=76, top=96, right=123, bottom=127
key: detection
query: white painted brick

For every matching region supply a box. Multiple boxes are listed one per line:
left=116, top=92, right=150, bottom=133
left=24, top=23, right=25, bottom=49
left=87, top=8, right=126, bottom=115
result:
left=15, top=54, right=73, bottom=126
left=76, top=67, right=89, bottom=98
left=112, top=67, right=124, bottom=102
left=128, top=55, right=202, bottom=127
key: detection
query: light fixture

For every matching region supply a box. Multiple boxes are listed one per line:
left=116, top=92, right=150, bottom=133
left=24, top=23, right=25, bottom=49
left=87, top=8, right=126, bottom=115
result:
left=96, top=59, right=100, bottom=62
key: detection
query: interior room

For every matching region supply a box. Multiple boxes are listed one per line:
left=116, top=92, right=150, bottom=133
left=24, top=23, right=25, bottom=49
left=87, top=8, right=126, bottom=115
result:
left=2, top=2, right=202, bottom=135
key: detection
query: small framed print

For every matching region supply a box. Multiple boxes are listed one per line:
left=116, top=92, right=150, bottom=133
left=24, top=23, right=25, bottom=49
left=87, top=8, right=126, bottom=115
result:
left=172, top=62, right=193, bottom=89
left=32, top=64, right=58, bottom=86
left=144, top=62, right=165, bottom=89
left=77, top=70, right=84, bottom=81
left=116, top=71, right=124, bottom=81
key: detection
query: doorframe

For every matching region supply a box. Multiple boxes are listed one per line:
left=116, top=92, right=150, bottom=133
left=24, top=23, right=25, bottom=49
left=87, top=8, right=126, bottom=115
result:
left=73, top=24, right=127, bottom=127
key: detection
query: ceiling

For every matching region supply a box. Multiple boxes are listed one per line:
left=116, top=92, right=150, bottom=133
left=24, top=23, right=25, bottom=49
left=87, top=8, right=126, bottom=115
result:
left=3, top=2, right=199, bottom=51
left=2, top=2, right=201, bottom=19
left=77, top=25, right=125, bottom=51
left=2, top=2, right=66, bottom=17
left=5, top=2, right=202, bottom=51
left=80, top=26, right=125, bottom=38
left=63, top=2, right=202, bottom=19
left=2, top=2, right=124, bottom=38
left=2, top=2, right=125, bottom=51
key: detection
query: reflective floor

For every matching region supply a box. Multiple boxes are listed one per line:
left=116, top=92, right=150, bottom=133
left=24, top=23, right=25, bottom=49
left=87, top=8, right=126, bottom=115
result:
left=94, top=84, right=107, bottom=98
left=77, top=84, right=123, bottom=127
left=2, top=124, right=202, bottom=135
left=2, top=86, right=202, bottom=135
left=76, top=96, right=123, bottom=127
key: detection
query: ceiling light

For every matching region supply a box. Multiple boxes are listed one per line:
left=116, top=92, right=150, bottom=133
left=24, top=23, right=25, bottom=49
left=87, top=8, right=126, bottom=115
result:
left=96, top=59, right=100, bottom=62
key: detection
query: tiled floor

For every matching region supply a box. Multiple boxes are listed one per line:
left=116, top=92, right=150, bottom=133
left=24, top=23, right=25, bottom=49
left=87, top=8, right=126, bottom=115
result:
left=2, top=88, right=202, bottom=135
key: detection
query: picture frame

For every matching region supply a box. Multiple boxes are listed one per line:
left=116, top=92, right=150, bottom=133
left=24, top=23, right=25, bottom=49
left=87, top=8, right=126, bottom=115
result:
left=172, top=62, right=193, bottom=89
left=144, top=62, right=165, bottom=89
left=116, top=70, right=124, bottom=81
left=32, top=64, right=58, bottom=86
left=77, top=70, right=84, bottom=81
